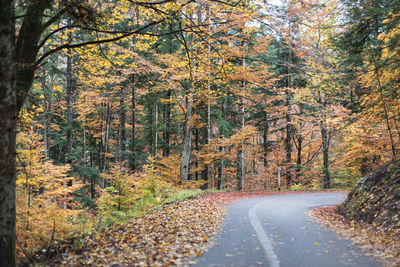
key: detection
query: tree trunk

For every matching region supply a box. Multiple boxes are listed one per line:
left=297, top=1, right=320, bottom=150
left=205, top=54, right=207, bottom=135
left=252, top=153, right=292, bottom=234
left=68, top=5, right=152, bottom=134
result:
left=285, top=65, right=293, bottom=187
left=180, top=24, right=195, bottom=182
left=82, top=125, right=86, bottom=167
left=285, top=8, right=293, bottom=187
left=218, top=94, right=227, bottom=190
left=195, top=128, right=199, bottom=180
left=154, top=100, right=158, bottom=158
left=321, top=118, right=330, bottom=189
left=130, top=76, right=136, bottom=171
left=296, top=135, right=302, bottom=182
left=163, top=89, right=172, bottom=157
left=15, top=0, right=49, bottom=114
left=66, top=43, right=73, bottom=162
left=180, top=89, right=193, bottom=181
left=0, top=1, right=16, bottom=265
left=119, top=87, right=126, bottom=161
left=237, top=57, right=246, bottom=191
left=204, top=13, right=211, bottom=186
left=263, top=110, right=269, bottom=168
left=218, top=145, right=224, bottom=190
left=163, top=23, right=173, bottom=157
left=203, top=80, right=211, bottom=187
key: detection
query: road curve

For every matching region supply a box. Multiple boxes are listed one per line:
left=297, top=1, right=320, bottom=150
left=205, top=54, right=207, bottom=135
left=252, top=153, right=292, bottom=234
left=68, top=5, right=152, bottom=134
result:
left=194, top=192, right=381, bottom=267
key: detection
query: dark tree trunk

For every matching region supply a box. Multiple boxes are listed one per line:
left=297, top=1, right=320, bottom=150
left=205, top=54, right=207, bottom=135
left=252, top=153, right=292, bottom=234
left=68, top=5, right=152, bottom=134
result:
left=217, top=146, right=224, bottom=190
left=202, top=94, right=210, bottom=187
left=318, top=91, right=331, bottom=189
left=263, top=111, right=270, bottom=188
left=163, top=88, right=172, bottom=157
left=285, top=11, right=293, bottom=187
left=154, top=100, right=158, bottom=157
left=163, top=23, right=173, bottom=157
left=201, top=125, right=209, bottom=187
left=0, top=1, right=16, bottom=265
left=321, top=118, right=330, bottom=189
left=66, top=45, right=73, bottom=162
left=296, top=135, right=302, bottom=182
left=130, top=76, right=136, bottom=171
left=285, top=73, right=293, bottom=187
left=119, top=87, right=126, bottom=161
left=218, top=96, right=227, bottom=190
left=15, top=0, right=49, bottom=114
left=263, top=111, right=269, bottom=168
left=237, top=101, right=245, bottom=190
left=195, top=128, right=199, bottom=180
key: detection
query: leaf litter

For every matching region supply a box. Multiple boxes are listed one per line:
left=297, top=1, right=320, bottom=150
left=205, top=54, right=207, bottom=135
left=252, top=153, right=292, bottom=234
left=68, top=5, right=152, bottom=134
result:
left=60, top=199, right=224, bottom=266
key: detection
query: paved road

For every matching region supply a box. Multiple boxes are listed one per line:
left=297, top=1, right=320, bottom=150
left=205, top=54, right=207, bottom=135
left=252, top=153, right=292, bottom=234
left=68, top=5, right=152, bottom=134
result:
left=194, top=192, right=382, bottom=267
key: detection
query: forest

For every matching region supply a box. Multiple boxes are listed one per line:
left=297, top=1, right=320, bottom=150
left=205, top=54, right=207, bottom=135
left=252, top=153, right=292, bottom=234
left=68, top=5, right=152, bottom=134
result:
left=0, top=0, right=399, bottom=265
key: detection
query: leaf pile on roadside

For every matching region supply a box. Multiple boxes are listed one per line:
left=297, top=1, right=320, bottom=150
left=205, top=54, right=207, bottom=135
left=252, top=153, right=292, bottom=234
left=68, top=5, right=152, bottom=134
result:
left=61, top=199, right=224, bottom=266
left=309, top=206, right=400, bottom=267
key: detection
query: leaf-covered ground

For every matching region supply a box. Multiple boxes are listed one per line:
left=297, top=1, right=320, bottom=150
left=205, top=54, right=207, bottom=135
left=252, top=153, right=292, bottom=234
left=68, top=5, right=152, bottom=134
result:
left=58, top=199, right=223, bottom=266
left=309, top=206, right=400, bottom=267
left=55, top=190, right=347, bottom=266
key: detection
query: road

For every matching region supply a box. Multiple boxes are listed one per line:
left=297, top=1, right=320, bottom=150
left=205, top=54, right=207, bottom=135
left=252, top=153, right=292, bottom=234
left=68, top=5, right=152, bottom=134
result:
left=194, top=192, right=381, bottom=267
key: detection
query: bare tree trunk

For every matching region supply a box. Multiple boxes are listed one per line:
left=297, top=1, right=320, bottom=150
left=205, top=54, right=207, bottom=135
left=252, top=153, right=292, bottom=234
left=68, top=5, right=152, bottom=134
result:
left=154, top=100, right=158, bottom=158
left=285, top=83, right=293, bottom=186
left=204, top=5, right=211, bottom=186
left=82, top=125, right=86, bottom=167
left=180, top=16, right=195, bottom=182
left=237, top=111, right=245, bottom=190
left=285, top=6, right=293, bottom=187
left=195, top=128, right=199, bottom=180
left=103, top=105, right=110, bottom=174
left=163, top=23, right=173, bottom=157
left=0, top=1, right=16, bottom=265
left=237, top=57, right=245, bottom=191
left=180, top=89, right=193, bottom=181
left=285, top=84, right=293, bottom=186
left=321, top=118, right=330, bottom=189
left=218, top=145, right=224, bottom=190
left=163, top=89, right=172, bottom=157
left=66, top=40, right=73, bottom=162
left=130, top=76, right=136, bottom=171
left=296, top=134, right=302, bottom=182
left=119, top=87, right=126, bottom=161
left=263, top=110, right=269, bottom=168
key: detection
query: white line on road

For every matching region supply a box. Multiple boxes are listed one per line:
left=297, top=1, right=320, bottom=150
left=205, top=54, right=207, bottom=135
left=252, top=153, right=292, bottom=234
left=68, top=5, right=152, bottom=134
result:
left=249, top=201, right=280, bottom=267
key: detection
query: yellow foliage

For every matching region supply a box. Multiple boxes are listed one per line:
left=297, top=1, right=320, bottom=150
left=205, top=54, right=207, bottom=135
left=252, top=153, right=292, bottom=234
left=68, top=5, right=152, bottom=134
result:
left=16, top=125, right=89, bottom=257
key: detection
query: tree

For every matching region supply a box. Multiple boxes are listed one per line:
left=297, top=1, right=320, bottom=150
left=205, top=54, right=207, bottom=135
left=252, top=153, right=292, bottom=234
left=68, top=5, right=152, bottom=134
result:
left=1, top=0, right=243, bottom=264
left=0, top=1, right=16, bottom=265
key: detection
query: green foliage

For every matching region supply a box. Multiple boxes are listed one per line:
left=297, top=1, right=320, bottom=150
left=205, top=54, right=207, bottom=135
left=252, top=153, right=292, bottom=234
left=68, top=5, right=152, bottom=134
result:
left=332, top=168, right=361, bottom=189
left=164, top=189, right=202, bottom=203
left=290, top=183, right=304, bottom=191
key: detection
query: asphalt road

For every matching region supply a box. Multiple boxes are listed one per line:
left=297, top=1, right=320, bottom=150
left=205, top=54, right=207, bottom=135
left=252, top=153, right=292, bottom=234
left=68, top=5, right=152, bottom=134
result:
left=194, top=192, right=382, bottom=267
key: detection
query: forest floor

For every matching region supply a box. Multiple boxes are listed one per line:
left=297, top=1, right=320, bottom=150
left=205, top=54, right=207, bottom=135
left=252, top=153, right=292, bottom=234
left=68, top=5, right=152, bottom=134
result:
left=36, top=190, right=351, bottom=266
left=309, top=206, right=400, bottom=267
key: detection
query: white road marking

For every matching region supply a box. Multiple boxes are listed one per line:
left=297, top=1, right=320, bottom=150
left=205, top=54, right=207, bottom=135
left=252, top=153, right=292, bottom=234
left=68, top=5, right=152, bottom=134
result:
left=249, top=201, right=280, bottom=267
